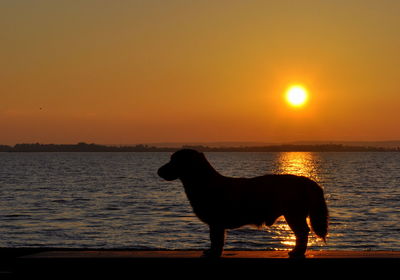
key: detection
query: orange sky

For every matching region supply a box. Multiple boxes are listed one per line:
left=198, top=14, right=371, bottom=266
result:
left=1, top=1, right=400, bottom=145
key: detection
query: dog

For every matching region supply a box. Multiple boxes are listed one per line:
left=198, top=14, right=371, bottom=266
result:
left=158, top=149, right=328, bottom=258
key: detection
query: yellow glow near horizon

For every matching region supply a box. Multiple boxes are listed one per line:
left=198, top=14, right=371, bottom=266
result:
left=285, top=85, right=308, bottom=107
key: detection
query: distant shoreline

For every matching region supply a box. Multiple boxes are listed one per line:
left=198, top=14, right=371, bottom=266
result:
left=0, top=142, right=399, bottom=152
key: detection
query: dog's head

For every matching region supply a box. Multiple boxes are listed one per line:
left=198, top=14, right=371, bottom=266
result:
left=158, top=149, right=206, bottom=181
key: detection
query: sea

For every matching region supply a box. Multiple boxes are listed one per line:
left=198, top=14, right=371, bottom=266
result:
left=0, top=152, right=399, bottom=251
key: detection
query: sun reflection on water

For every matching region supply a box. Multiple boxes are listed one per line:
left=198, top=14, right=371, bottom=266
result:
left=274, top=152, right=320, bottom=182
left=271, top=152, right=323, bottom=250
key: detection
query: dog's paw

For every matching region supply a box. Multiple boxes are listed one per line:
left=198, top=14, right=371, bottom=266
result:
left=288, top=250, right=306, bottom=259
left=201, top=248, right=223, bottom=258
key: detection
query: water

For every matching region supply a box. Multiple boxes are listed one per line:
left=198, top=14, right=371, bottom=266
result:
left=0, top=152, right=399, bottom=251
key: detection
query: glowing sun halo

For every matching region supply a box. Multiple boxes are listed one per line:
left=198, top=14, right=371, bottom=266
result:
left=285, top=85, right=308, bottom=107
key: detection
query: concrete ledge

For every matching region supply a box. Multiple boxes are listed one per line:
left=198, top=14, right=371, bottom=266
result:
left=20, top=249, right=400, bottom=259
left=3, top=249, right=400, bottom=276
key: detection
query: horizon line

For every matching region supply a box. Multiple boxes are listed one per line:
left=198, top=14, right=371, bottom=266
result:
left=2, top=140, right=400, bottom=148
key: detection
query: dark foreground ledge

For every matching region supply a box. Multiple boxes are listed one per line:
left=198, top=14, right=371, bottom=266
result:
left=2, top=249, right=400, bottom=276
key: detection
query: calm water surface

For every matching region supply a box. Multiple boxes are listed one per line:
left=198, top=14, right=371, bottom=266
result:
left=0, top=152, right=399, bottom=251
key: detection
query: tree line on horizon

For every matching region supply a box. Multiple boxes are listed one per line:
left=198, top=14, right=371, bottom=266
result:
left=0, top=142, right=398, bottom=152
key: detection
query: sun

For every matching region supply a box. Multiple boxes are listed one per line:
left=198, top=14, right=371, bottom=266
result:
left=285, top=85, right=308, bottom=107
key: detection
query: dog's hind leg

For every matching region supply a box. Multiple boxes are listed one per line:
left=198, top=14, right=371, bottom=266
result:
left=202, top=225, right=225, bottom=258
left=284, top=213, right=310, bottom=258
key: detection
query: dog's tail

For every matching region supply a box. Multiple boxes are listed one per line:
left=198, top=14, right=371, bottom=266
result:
left=308, top=181, right=329, bottom=242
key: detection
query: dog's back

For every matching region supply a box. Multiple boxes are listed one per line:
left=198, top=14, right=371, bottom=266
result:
left=192, top=174, right=328, bottom=238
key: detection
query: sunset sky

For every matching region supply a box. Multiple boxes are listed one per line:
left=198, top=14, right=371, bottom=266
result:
left=1, top=1, right=400, bottom=145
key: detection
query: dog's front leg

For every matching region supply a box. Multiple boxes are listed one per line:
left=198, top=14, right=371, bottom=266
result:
left=202, top=225, right=225, bottom=258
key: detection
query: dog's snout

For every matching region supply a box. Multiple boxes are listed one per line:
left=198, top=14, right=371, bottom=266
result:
left=158, top=162, right=179, bottom=181
left=157, top=165, right=166, bottom=178
left=157, top=165, right=166, bottom=177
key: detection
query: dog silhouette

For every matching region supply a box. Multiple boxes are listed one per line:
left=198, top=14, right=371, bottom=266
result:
left=158, top=149, right=328, bottom=258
